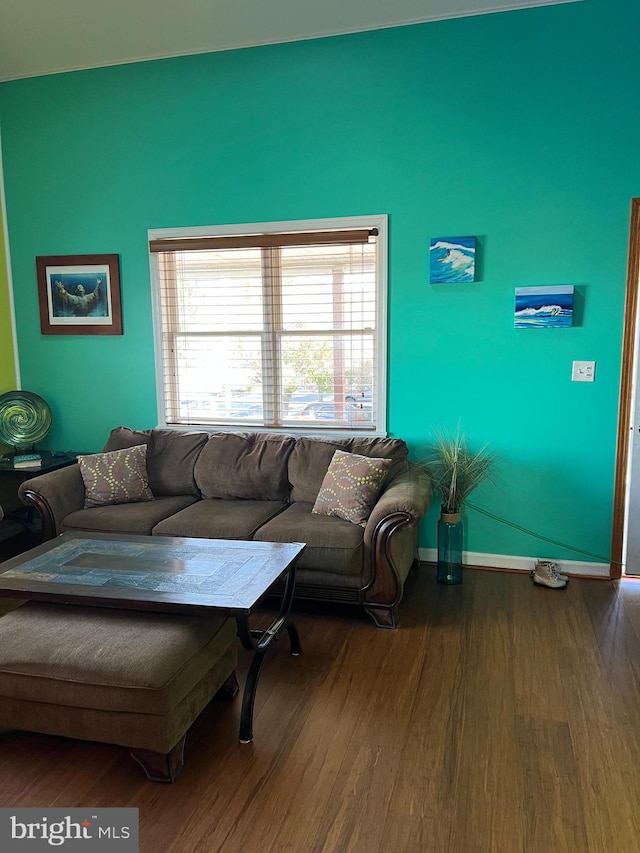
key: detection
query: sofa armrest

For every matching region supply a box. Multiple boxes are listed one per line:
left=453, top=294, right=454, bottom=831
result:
left=18, top=464, right=85, bottom=541
left=364, top=466, right=432, bottom=548
left=360, top=466, right=431, bottom=627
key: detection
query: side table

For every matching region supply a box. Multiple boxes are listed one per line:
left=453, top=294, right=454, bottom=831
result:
left=0, top=452, right=84, bottom=548
left=0, top=451, right=82, bottom=512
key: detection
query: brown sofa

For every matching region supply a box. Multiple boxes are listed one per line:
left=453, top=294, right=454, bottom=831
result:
left=19, top=427, right=432, bottom=628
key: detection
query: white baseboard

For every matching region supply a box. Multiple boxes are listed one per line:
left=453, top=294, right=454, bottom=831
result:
left=418, top=548, right=610, bottom=578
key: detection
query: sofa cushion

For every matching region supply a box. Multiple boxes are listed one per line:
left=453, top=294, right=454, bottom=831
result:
left=103, top=426, right=208, bottom=497
left=61, top=495, right=198, bottom=536
left=254, top=502, right=364, bottom=577
left=289, top=436, right=409, bottom=504
left=149, top=429, right=209, bottom=496
left=312, top=449, right=392, bottom=526
left=0, top=601, right=237, bottom=715
left=78, top=445, right=153, bottom=508
left=194, top=432, right=295, bottom=501
left=153, top=499, right=288, bottom=540
left=102, top=426, right=152, bottom=453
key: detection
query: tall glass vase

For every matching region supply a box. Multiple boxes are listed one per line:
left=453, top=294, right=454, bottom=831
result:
left=437, top=511, right=463, bottom=584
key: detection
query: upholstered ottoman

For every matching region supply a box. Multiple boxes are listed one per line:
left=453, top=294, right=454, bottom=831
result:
left=0, top=601, right=239, bottom=782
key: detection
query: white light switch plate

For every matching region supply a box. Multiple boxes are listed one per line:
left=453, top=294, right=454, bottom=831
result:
left=572, top=360, right=596, bottom=382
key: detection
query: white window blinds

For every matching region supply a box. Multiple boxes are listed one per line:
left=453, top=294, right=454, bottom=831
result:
left=150, top=218, right=386, bottom=434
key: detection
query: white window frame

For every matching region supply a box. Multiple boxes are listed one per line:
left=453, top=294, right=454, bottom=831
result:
left=149, top=214, right=388, bottom=437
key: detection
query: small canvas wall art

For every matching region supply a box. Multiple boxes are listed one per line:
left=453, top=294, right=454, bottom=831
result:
left=430, top=236, right=476, bottom=283
left=514, top=285, right=574, bottom=328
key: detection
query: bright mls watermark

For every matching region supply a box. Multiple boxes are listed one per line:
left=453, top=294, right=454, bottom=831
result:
left=0, top=809, right=138, bottom=851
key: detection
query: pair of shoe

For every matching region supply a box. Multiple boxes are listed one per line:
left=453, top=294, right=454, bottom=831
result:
left=531, top=560, right=568, bottom=589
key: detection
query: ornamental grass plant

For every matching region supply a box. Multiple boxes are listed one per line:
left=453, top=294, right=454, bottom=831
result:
left=425, top=427, right=498, bottom=514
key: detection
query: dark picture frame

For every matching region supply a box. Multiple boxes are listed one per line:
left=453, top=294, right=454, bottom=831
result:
left=36, top=254, right=122, bottom=335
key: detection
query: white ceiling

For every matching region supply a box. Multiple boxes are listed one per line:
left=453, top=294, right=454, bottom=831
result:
left=0, top=0, right=581, bottom=83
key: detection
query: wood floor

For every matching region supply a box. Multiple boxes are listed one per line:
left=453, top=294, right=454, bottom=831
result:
left=2, top=565, right=640, bottom=852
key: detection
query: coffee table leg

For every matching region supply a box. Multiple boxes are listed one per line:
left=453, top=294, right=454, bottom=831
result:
left=236, top=563, right=300, bottom=743
left=238, top=646, right=265, bottom=744
left=286, top=622, right=302, bottom=656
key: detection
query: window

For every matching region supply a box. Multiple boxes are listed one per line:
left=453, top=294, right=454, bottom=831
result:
left=149, top=216, right=387, bottom=435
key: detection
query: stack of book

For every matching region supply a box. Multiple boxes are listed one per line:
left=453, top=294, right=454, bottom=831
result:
left=12, top=453, right=42, bottom=470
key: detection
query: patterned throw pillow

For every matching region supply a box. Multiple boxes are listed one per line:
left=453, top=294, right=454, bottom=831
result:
left=312, top=449, right=393, bottom=526
left=78, top=444, right=154, bottom=508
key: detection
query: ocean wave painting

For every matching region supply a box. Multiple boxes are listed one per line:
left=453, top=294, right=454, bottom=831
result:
left=430, top=236, right=476, bottom=283
left=514, top=285, right=574, bottom=328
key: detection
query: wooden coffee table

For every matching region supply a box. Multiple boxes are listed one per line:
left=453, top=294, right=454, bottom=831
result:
left=0, top=531, right=306, bottom=743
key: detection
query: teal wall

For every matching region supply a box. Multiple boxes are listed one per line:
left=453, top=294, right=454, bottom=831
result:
left=0, top=0, right=638, bottom=561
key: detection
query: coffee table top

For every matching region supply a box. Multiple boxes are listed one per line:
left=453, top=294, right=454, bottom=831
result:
left=0, top=531, right=305, bottom=615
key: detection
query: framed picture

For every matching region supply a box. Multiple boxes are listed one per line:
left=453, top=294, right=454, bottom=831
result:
left=36, top=254, right=122, bottom=335
left=514, top=285, right=574, bottom=328
left=430, top=236, right=476, bottom=283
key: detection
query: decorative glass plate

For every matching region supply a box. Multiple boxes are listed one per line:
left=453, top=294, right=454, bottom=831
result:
left=0, top=391, right=52, bottom=448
